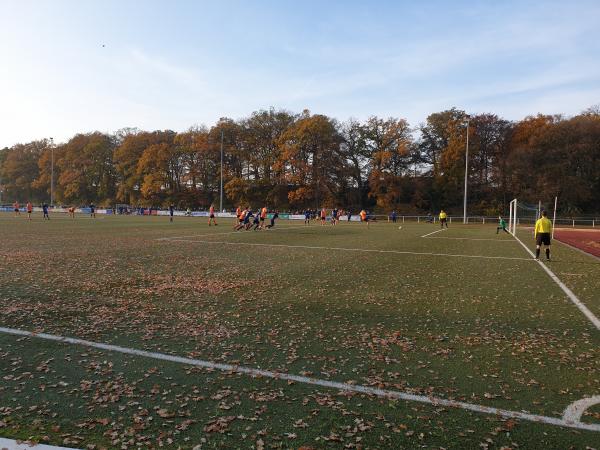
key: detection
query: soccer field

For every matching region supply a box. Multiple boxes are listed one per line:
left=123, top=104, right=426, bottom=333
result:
left=1, top=213, right=599, bottom=449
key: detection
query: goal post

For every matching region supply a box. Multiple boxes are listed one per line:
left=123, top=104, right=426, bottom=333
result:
left=508, top=198, right=517, bottom=235
left=552, top=196, right=558, bottom=239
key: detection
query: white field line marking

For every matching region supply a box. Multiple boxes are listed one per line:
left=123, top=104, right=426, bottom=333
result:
left=512, top=234, right=600, bottom=331
left=421, top=228, right=446, bottom=238
left=0, top=216, right=105, bottom=221
left=0, top=326, right=598, bottom=432
left=563, top=396, right=600, bottom=423
left=426, top=237, right=517, bottom=242
left=165, top=238, right=534, bottom=262
left=0, top=437, right=79, bottom=450
left=157, top=225, right=311, bottom=241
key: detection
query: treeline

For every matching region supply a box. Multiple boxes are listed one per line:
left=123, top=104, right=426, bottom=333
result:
left=1, top=107, right=599, bottom=214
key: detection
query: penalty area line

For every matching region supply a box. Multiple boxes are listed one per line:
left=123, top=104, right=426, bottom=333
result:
left=164, top=238, right=534, bottom=262
left=157, top=225, right=312, bottom=241
left=512, top=234, right=600, bottom=331
left=421, top=228, right=446, bottom=238
left=0, top=326, right=598, bottom=432
left=426, top=236, right=518, bottom=242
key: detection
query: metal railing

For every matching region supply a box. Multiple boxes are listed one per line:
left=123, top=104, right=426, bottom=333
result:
left=375, top=214, right=598, bottom=228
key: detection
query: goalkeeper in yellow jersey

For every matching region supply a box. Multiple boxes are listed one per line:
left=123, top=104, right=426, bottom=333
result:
left=534, top=210, right=552, bottom=261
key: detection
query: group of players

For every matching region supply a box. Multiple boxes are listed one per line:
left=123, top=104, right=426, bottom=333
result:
left=10, top=199, right=553, bottom=260
left=11, top=201, right=50, bottom=220
left=11, top=201, right=97, bottom=220
left=231, top=205, right=279, bottom=230
left=227, top=206, right=372, bottom=230
left=308, top=207, right=370, bottom=227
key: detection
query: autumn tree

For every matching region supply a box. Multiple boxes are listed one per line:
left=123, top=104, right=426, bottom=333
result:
left=468, top=114, right=512, bottom=213
left=240, top=108, right=297, bottom=207
left=506, top=113, right=600, bottom=213
left=34, top=142, right=65, bottom=204
left=134, top=131, right=182, bottom=206
left=1, top=140, right=48, bottom=203
left=2, top=105, right=599, bottom=214
left=276, top=112, right=344, bottom=208
left=55, top=133, right=117, bottom=205
left=114, top=131, right=172, bottom=205
left=339, top=119, right=371, bottom=208
left=174, top=126, right=219, bottom=206
left=364, top=117, right=414, bottom=209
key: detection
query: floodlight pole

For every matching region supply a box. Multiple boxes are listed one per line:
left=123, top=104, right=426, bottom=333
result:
left=462, top=116, right=470, bottom=224
left=219, top=130, right=224, bottom=212
left=50, top=137, right=54, bottom=207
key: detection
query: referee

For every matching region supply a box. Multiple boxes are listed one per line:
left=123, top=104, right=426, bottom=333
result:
left=439, top=209, right=448, bottom=228
left=534, top=210, right=552, bottom=260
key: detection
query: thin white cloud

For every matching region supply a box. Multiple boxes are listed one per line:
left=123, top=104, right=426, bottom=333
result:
left=128, top=48, right=208, bottom=92
left=1, top=1, right=600, bottom=148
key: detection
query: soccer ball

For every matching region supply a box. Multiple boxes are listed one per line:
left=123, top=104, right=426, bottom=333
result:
left=398, top=226, right=402, bottom=230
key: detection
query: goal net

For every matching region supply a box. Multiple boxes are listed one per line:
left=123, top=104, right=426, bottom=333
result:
left=508, top=199, right=556, bottom=236
left=115, top=204, right=135, bottom=215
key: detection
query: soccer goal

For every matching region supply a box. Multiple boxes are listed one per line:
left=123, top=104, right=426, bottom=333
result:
left=115, top=204, right=134, bottom=215
left=509, top=198, right=559, bottom=236
left=509, top=199, right=541, bottom=235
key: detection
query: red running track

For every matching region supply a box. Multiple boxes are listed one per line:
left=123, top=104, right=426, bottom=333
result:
left=554, top=228, right=600, bottom=258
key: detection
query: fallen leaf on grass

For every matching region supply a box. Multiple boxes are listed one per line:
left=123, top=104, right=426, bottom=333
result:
left=203, top=416, right=235, bottom=433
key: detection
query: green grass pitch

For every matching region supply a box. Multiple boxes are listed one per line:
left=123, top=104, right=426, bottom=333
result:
left=1, top=212, right=599, bottom=449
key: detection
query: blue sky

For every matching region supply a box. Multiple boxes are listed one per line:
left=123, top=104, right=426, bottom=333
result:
left=1, top=0, right=599, bottom=148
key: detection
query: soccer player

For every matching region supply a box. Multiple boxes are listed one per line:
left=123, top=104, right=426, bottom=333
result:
left=42, top=203, right=50, bottom=220
left=304, top=208, right=311, bottom=225
left=439, top=209, right=448, bottom=228
left=266, top=211, right=279, bottom=229
left=360, top=209, right=369, bottom=228
left=390, top=210, right=398, bottom=223
left=320, top=207, right=327, bottom=225
left=243, top=208, right=254, bottom=230
left=26, top=201, right=33, bottom=220
left=260, top=206, right=267, bottom=229
left=534, top=210, right=552, bottom=261
left=13, top=201, right=20, bottom=217
left=208, top=204, right=218, bottom=226
left=251, top=211, right=261, bottom=230
left=90, top=203, right=96, bottom=218
left=234, top=206, right=242, bottom=229
left=496, top=216, right=509, bottom=234
left=331, top=207, right=338, bottom=225
left=347, top=210, right=352, bottom=222
left=68, top=206, right=75, bottom=218
left=234, top=207, right=246, bottom=230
